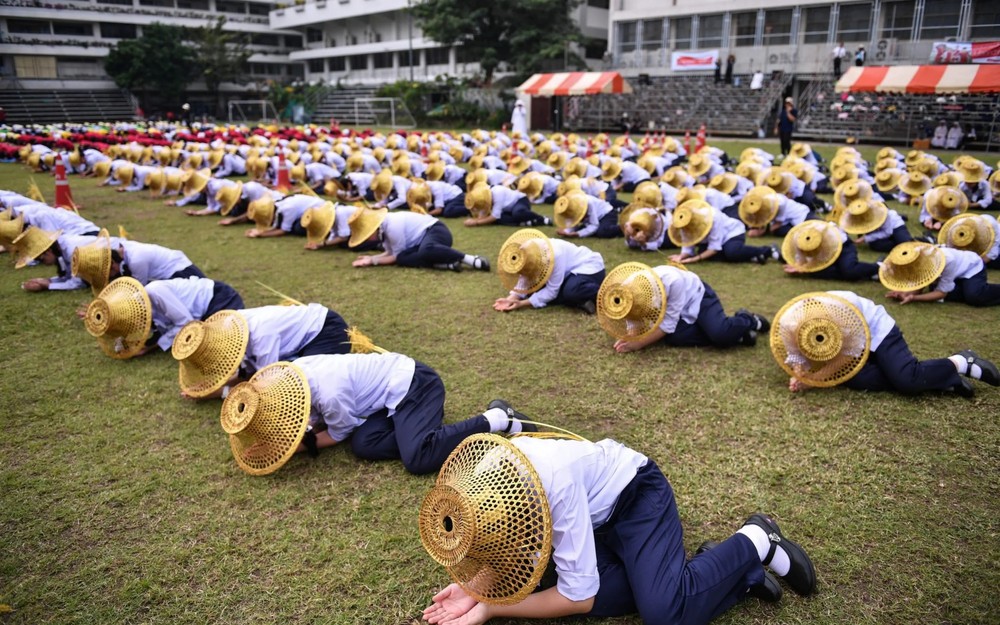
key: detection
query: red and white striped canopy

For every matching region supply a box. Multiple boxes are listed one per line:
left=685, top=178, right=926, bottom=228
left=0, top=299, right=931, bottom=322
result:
left=517, top=72, right=633, bottom=96
left=835, top=64, right=1000, bottom=94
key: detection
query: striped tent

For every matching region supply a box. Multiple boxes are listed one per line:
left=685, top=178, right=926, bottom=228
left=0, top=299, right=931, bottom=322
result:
left=835, top=64, right=1000, bottom=94
left=516, top=72, right=633, bottom=96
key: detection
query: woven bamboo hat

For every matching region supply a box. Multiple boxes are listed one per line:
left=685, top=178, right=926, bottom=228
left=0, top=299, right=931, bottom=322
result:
left=556, top=176, right=582, bottom=198
left=172, top=310, right=249, bottom=398
left=220, top=361, right=311, bottom=476
left=761, top=168, right=793, bottom=195
left=898, top=171, right=932, bottom=198
left=636, top=154, right=657, bottom=175
left=248, top=196, right=276, bottom=232
left=685, top=153, right=713, bottom=179
left=301, top=201, right=336, bottom=247
left=874, top=168, right=903, bottom=193
left=371, top=169, right=393, bottom=203
left=93, top=160, right=112, bottom=179
left=0, top=212, right=25, bottom=247
left=207, top=149, right=224, bottom=169
left=468, top=154, right=486, bottom=171
left=345, top=152, right=364, bottom=172
left=183, top=168, right=212, bottom=196
left=787, top=161, right=815, bottom=185
left=516, top=172, right=544, bottom=200
left=464, top=184, right=493, bottom=219
left=115, top=163, right=135, bottom=187
left=840, top=199, right=888, bottom=235
left=508, top=155, right=531, bottom=177
left=913, top=158, right=939, bottom=178
left=781, top=221, right=843, bottom=272
left=878, top=242, right=946, bottom=292
left=830, top=154, right=861, bottom=172
left=186, top=152, right=204, bottom=169
left=789, top=143, right=811, bottom=159
left=990, top=170, right=1000, bottom=195
left=419, top=433, right=552, bottom=606
left=497, top=229, right=555, bottom=295
left=770, top=292, right=871, bottom=387
left=146, top=169, right=166, bottom=195
left=674, top=185, right=706, bottom=207
left=553, top=191, right=588, bottom=229
left=347, top=205, right=388, bottom=248
left=834, top=179, right=873, bottom=209
left=959, top=159, right=986, bottom=184
left=830, top=164, right=860, bottom=188
left=938, top=214, right=996, bottom=259
left=735, top=161, right=763, bottom=183
left=924, top=186, right=969, bottom=222
left=216, top=181, right=244, bottom=216
left=157, top=148, right=173, bottom=165
left=739, top=186, right=780, bottom=228
left=668, top=199, right=714, bottom=247
left=407, top=180, right=432, bottom=213
left=709, top=172, right=738, bottom=196
left=619, top=203, right=664, bottom=241
left=546, top=151, right=569, bottom=171
left=933, top=171, right=962, bottom=188
left=84, top=277, right=152, bottom=359
left=465, top=168, right=489, bottom=188
left=12, top=227, right=61, bottom=269
left=290, top=163, right=306, bottom=182
left=323, top=179, right=342, bottom=198
left=71, top=228, right=113, bottom=294
left=597, top=262, right=667, bottom=340
left=632, top=180, right=662, bottom=208
left=661, top=166, right=691, bottom=189
left=599, top=159, right=622, bottom=182
left=874, top=157, right=900, bottom=173
left=425, top=161, right=445, bottom=182
left=391, top=157, right=412, bottom=177
left=877, top=147, right=902, bottom=162
left=246, top=157, right=267, bottom=180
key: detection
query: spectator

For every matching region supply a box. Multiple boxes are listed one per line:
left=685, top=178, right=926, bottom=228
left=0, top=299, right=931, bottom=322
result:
left=946, top=122, right=964, bottom=150
left=715, top=59, right=722, bottom=84
left=854, top=46, right=866, bottom=67
left=931, top=121, right=948, bottom=148
left=725, top=54, right=735, bottom=84
left=775, top=97, right=798, bottom=156
left=750, top=71, right=764, bottom=90
left=832, top=42, right=847, bottom=78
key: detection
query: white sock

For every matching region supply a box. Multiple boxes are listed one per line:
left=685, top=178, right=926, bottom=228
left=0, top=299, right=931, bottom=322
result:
left=949, top=354, right=982, bottom=379
left=737, top=525, right=791, bottom=576
left=483, top=407, right=521, bottom=433
left=462, top=254, right=476, bottom=266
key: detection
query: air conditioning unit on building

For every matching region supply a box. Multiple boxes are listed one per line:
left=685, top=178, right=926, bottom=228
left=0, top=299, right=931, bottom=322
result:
left=874, top=39, right=895, bottom=62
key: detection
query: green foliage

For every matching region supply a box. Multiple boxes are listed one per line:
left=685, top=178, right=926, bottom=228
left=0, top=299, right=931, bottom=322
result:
left=103, top=22, right=197, bottom=107
left=191, top=17, right=252, bottom=117
left=376, top=78, right=504, bottom=128
left=412, top=0, right=585, bottom=83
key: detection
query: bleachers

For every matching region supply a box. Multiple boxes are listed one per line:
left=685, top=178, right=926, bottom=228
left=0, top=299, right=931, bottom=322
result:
left=569, top=74, right=791, bottom=136
left=311, top=85, right=380, bottom=126
left=0, top=90, right=136, bottom=125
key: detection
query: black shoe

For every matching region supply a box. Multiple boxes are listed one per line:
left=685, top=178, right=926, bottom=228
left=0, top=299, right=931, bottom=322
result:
left=435, top=261, right=462, bottom=272
left=487, top=399, right=538, bottom=433
left=753, top=252, right=769, bottom=266
left=741, top=330, right=758, bottom=347
left=696, top=541, right=782, bottom=603
left=737, top=308, right=770, bottom=333
left=579, top=300, right=597, bottom=315
left=472, top=255, right=491, bottom=271
left=743, top=513, right=817, bottom=597
left=957, top=349, right=1000, bottom=386
left=541, top=217, right=553, bottom=226
left=951, top=377, right=976, bottom=398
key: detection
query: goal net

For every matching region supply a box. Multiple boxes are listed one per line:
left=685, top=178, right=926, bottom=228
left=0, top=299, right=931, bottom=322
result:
left=353, top=97, right=416, bottom=128
left=228, top=100, right=281, bottom=124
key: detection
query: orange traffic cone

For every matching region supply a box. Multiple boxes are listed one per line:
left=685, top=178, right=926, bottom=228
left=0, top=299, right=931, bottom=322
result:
left=275, top=153, right=291, bottom=193
left=53, top=161, right=80, bottom=211
left=695, top=124, right=707, bottom=151
left=684, top=130, right=692, bottom=155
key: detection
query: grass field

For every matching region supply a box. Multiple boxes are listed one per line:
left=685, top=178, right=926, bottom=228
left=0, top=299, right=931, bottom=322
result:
left=1, top=138, right=998, bottom=625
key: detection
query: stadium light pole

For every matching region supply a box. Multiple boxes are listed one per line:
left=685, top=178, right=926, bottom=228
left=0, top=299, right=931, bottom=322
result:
left=407, top=0, right=414, bottom=82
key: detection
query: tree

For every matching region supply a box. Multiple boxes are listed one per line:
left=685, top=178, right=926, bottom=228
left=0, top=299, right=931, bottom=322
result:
left=412, top=0, right=584, bottom=84
left=192, top=17, right=251, bottom=118
left=104, top=23, right=197, bottom=112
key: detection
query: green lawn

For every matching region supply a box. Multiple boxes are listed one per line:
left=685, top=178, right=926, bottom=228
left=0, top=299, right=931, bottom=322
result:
left=0, top=138, right=998, bottom=625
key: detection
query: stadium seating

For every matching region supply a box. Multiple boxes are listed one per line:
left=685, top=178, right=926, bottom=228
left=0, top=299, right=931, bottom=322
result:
left=311, top=85, right=380, bottom=126
left=0, top=90, right=136, bottom=125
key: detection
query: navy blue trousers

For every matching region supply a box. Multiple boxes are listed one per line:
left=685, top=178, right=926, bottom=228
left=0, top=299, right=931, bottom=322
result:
left=440, top=194, right=469, bottom=218
left=771, top=212, right=818, bottom=237
left=395, top=221, right=464, bottom=267
left=297, top=310, right=352, bottom=357
left=866, top=225, right=913, bottom=253
left=844, top=325, right=962, bottom=393
left=595, top=209, right=624, bottom=238
left=721, top=205, right=740, bottom=220
left=696, top=234, right=771, bottom=263
left=944, top=269, right=1000, bottom=307
left=809, top=239, right=879, bottom=281
left=605, top=187, right=619, bottom=204
left=662, top=285, right=754, bottom=348
left=498, top=196, right=548, bottom=227
left=204, top=280, right=244, bottom=316
left=586, top=462, right=764, bottom=625
left=170, top=264, right=206, bottom=280
left=349, top=361, right=490, bottom=474
left=550, top=270, right=606, bottom=308
left=452, top=178, right=467, bottom=192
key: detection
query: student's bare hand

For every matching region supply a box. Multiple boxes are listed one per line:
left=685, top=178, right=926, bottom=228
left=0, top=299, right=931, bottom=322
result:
left=245, top=229, right=261, bottom=238
left=21, top=278, right=49, bottom=292
left=493, top=297, right=521, bottom=312
left=614, top=339, right=642, bottom=353
left=782, top=265, right=801, bottom=274
left=788, top=377, right=810, bottom=392
left=423, top=583, right=485, bottom=625
left=463, top=218, right=479, bottom=227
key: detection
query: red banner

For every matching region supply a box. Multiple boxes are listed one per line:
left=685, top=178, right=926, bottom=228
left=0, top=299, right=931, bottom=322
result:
left=930, top=41, right=1000, bottom=64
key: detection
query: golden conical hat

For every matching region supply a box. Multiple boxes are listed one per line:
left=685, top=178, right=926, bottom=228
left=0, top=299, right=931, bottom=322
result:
left=786, top=161, right=815, bottom=185
left=959, top=159, right=986, bottom=184
left=290, top=163, right=306, bottom=182
left=508, top=155, right=531, bottom=176
left=172, top=310, right=249, bottom=398
left=407, top=180, right=432, bottom=212
left=425, top=161, right=445, bottom=182
left=84, top=277, right=152, bottom=359
left=878, top=242, right=946, bottom=292
left=497, top=229, right=555, bottom=295
left=146, top=169, right=166, bottom=195
left=116, top=163, right=135, bottom=186
left=738, top=186, right=780, bottom=228
left=924, top=186, right=968, bottom=222
left=898, top=171, right=931, bottom=198
left=874, top=168, right=903, bottom=193
left=517, top=172, right=544, bottom=200
left=989, top=170, right=1000, bottom=196
left=781, top=221, right=844, bottom=272
left=419, top=433, right=552, bottom=606
left=183, top=168, right=212, bottom=196
left=186, top=153, right=204, bottom=169
left=686, top=153, right=712, bottom=178
left=709, top=172, right=738, bottom=196
left=596, top=262, right=667, bottom=340
left=661, top=166, right=691, bottom=189
left=668, top=199, right=714, bottom=247
left=599, top=159, right=622, bottom=182
left=830, top=164, right=860, bottom=188
left=834, top=179, right=873, bottom=209
left=770, top=292, right=870, bottom=387
left=619, top=203, right=664, bottom=240
left=762, top=168, right=794, bottom=195
left=207, top=150, right=224, bottom=169
left=465, top=168, right=488, bottom=188
left=464, top=184, right=493, bottom=219
left=553, top=192, right=588, bottom=229
left=938, top=214, right=996, bottom=259
left=12, top=226, right=61, bottom=269
left=789, top=143, right=811, bottom=159
left=877, top=147, right=902, bottom=161
left=347, top=206, right=388, bottom=248
left=912, top=158, right=938, bottom=177
left=632, top=180, right=662, bottom=208
left=674, top=186, right=705, bottom=206
left=933, top=171, right=962, bottom=188
left=371, top=168, right=393, bottom=202
left=93, top=160, right=112, bottom=179
left=556, top=176, right=582, bottom=198
left=301, top=202, right=336, bottom=247
left=69, top=151, right=82, bottom=168
left=546, top=151, right=569, bottom=171
left=0, top=212, right=25, bottom=247
left=346, top=152, right=364, bottom=172
left=157, top=148, right=173, bottom=165
left=636, top=154, right=657, bottom=175
left=71, top=228, right=113, bottom=294
left=840, top=199, right=888, bottom=235
left=216, top=181, right=244, bottom=216
left=735, top=161, right=763, bottom=183
left=874, top=157, right=900, bottom=173
left=391, top=157, right=411, bottom=177
left=221, top=362, right=311, bottom=476
left=247, top=196, right=276, bottom=232
left=468, top=154, right=485, bottom=171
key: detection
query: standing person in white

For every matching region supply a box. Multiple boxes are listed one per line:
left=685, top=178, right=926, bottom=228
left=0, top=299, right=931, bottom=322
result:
left=511, top=101, right=528, bottom=136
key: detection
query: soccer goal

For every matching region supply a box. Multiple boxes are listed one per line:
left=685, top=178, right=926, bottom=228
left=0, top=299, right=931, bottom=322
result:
left=353, top=97, right=416, bottom=128
left=228, top=100, right=281, bottom=124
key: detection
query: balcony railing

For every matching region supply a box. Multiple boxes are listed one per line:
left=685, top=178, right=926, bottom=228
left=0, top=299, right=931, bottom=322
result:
left=0, top=0, right=270, bottom=25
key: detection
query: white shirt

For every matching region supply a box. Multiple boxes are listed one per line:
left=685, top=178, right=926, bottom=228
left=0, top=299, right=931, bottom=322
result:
left=658, top=182, right=679, bottom=211
left=380, top=211, right=437, bottom=256
left=619, top=162, right=651, bottom=185
left=827, top=291, right=895, bottom=351
left=704, top=188, right=735, bottom=211
left=385, top=176, right=414, bottom=210
left=653, top=265, right=705, bottom=333
left=510, top=437, right=648, bottom=602
left=242, top=181, right=283, bottom=203
left=206, top=178, right=237, bottom=213
left=527, top=175, right=559, bottom=204
left=442, top=164, right=466, bottom=185
left=682, top=208, right=746, bottom=255
left=569, top=196, right=614, bottom=238
left=328, top=203, right=356, bottom=241
left=580, top=178, right=610, bottom=200
left=959, top=180, right=993, bottom=210
left=51, top=233, right=109, bottom=291
left=305, top=163, right=340, bottom=185
left=120, top=240, right=193, bottom=285
left=490, top=186, right=528, bottom=219
left=774, top=196, right=812, bottom=228
left=22, top=204, right=99, bottom=237
left=347, top=172, right=375, bottom=196
left=276, top=195, right=326, bottom=232
left=426, top=181, right=462, bottom=208
left=146, top=277, right=216, bottom=351
left=934, top=246, right=985, bottom=294
left=526, top=239, right=605, bottom=308
left=239, top=303, right=330, bottom=373
left=861, top=209, right=906, bottom=243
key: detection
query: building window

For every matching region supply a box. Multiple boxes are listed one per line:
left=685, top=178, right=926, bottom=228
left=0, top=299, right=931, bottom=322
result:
left=880, top=1, right=914, bottom=41
left=732, top=12, right=757, bottom=48
left=584, top=37, right=607, bottom=59
left=617, top=21, right=637, bottom=53
left=426, top=47, right=449, bottom=65
left=672, top=17, right=692, bottom=50
left=371, top=52, right=393, bottom=69
left=215, top=1, right=246, bottom=15
left=347, top=54, right=368, bottom=71
left=920, top=0, right=962, bottom=40
left=177, top=0, right=209, bottom=9
left=307, top=28, right=323, bottom=43
left=970, top=0, right=1000, bottom=39
left=641, top=19, right=662, bottom=51
left=7, top=19, right=50, bottom=35
left=329, top=57, right=346, bottom=71
left=288, top=64, right=304, bottom=78
left=285, top=35, right=303, bottom=48
left=837, top=3, right=872, bottom=43
left=398, top=49, right=416, bottom=67
left=52, top=22, right=92, bottom=37
left=252, top=34, right=279, bottom=47
left=801, top=6, right=831, bottom=43
left=248, top=4, right=269, bottom=15
left=138, top=0, right=173, bottom=7
left=308, top=59, right=325, bottom=73
left=763, top=9, right=792, bottom=45
left=587, top=0, right=610, bottom=8
left=97, top=0, right=133, bottom=5
left=697, top=14, right=724, bottom=49
left=99, top=22, right=137, bottom=39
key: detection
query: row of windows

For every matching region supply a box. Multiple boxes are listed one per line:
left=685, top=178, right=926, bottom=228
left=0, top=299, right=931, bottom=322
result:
left=5, top=18, right=301, bottom=46
left=305, top=47, right=475, bottom=73
left=89, top=0, right=270, bottom=13
left=617, top=0, right=1000, bottom=52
